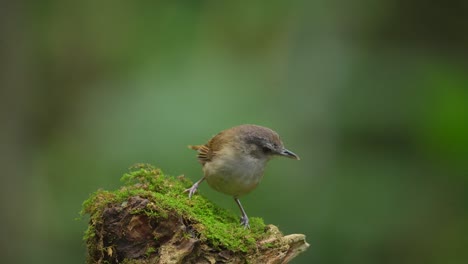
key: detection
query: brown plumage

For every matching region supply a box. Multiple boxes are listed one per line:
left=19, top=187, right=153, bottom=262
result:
left=188, top=145, right=212, bottom=164
left=189, top=125, right=284, bottom=164
left=185, top=124, right=300, bottom=228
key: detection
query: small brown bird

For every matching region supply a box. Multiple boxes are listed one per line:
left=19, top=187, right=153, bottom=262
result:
left=185, top=124, right=300, bottom=228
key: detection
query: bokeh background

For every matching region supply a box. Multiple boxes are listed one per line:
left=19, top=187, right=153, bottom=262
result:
left=1, top=1, right=467, bottom=263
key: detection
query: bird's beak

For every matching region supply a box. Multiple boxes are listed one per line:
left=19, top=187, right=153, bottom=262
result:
left=279, top=148, right=300, bottom=160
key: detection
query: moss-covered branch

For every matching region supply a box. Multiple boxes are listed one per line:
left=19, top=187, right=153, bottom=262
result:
left=81, top=164, right=309, bottom=263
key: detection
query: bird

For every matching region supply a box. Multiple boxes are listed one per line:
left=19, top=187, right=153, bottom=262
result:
left=185, top=124, right=300, bottom=228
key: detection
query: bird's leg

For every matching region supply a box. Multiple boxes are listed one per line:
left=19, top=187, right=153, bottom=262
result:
left=184, top=177, right=205, bottom=199
left=234, top=197, right=250, bottom=229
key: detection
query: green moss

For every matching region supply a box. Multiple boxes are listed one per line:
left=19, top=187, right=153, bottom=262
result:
left=145, top=247, right=156, bottom=257
left=81, top=163, right=268, bottom=253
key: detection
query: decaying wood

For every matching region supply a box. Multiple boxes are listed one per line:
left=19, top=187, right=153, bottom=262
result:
left=86, top=195, right=309, bottom=264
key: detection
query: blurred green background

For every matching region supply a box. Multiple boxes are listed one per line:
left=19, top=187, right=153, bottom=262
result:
left=1, top=1, right=467, bottom=263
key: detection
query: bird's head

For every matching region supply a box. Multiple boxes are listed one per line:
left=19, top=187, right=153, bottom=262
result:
left=238, top=125, right=300, bottom=160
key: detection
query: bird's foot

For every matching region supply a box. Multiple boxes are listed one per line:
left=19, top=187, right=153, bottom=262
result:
left=183, top=182, right=199, bottom=199
left=240, top=215, right=250, bottom=229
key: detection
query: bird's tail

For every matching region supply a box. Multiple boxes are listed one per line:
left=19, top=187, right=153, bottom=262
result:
left=188, top=145, right=203, bottom=151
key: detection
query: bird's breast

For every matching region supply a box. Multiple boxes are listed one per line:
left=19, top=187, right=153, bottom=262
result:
left=203, top=147, right=267, bottom=197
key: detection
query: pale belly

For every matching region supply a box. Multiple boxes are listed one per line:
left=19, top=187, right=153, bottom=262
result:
left=203, top=153, right=267, bottom=197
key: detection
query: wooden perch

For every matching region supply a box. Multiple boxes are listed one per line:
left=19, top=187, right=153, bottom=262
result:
left=81, top=164, right=309, bottom=264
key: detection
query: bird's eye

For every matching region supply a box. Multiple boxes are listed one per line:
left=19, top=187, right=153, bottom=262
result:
left=262, top=145, right=272, bottom=153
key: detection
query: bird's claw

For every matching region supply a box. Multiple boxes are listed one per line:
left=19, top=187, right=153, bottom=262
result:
left=184, top=183, right=199, bottom=199
left=240, top=215, right=250, bottom=229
